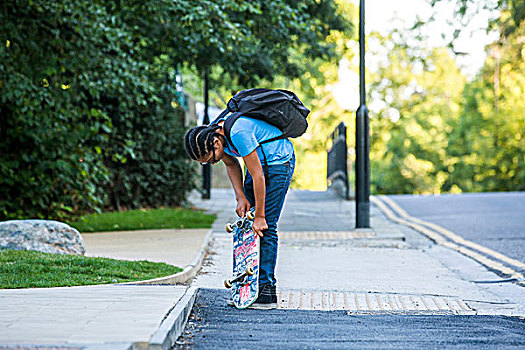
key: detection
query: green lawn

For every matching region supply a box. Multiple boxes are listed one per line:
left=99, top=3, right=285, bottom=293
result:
left=0, top=250, right=182, bottom=289
left=68, top=207, right=216, bottom=233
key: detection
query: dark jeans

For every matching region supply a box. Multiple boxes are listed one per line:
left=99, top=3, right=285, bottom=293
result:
left=243, top=155, right=295, bottom=287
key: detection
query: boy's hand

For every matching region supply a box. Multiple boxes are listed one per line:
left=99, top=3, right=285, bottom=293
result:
left=252, top=216, right=268, bottom=237
left=236, top=196, right=251, bottom=218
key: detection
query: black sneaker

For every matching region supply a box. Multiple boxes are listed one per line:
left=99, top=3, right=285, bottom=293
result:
left=271, top=284, right=277, bottom=304
left=248, top=284, right=277, bottom=310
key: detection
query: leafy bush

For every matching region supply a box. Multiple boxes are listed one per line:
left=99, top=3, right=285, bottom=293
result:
left=0, top=1, right=196, bottom=219
left=0, top=0, right=349, bottom=219
left=0, top=2, right=112, bottom=219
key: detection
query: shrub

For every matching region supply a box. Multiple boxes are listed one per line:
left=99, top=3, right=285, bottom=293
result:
left=0, top=1, right=196, bottom=220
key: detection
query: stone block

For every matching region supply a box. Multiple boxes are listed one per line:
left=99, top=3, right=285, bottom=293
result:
left=0, top=220, right=85, bottom=255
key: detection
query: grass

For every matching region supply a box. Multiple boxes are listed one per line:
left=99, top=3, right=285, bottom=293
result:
left=0, top=250, right=183, bottom=289
left=67, top=207, right=216, bottom=233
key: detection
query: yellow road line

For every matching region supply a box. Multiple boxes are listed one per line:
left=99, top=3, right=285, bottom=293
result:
left=379, top=195, right=525, bottom=270
left=371, top=196, right=524, bottom=280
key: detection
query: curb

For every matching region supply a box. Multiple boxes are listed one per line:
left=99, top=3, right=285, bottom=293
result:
left=148, top=287, right=199, bottom=350
left=0, top=343, right=135, bottom=350
left=120, top=229, right=213, bottom=285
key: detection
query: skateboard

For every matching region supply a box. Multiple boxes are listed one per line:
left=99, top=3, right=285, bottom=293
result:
left=223, top=209, right=260, bottom=309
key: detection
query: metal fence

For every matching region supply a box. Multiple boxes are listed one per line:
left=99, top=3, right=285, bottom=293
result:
left=327, top=122, right=350, bottom=199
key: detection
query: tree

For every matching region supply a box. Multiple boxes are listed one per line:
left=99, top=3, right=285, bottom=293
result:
left=180, top=0, right=356, bottom=191
left=367, top=29, right=466, bottom=194
left=0, top=0, right=352, bottom=219
left=446, top=18, right=525, bottom=192
left=429, top=0, right=525, bottom=47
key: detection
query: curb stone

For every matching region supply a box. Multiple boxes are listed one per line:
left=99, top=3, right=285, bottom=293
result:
left=147, top=287, right=199, bottom=350
left=120, top=229, right=213, bottom=285
left=0, top=342, right=134, bottom=350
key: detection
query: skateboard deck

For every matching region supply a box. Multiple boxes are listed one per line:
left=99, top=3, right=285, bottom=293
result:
left=224, top=210, right=260, bottom=309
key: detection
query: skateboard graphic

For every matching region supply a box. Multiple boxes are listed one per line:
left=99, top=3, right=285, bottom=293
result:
left=224, top=209, right=260, bottom=309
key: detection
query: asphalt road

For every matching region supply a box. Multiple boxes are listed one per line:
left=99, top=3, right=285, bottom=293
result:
left=174, top=289, right=525, bottom=349
left=385, top=192, right=525, bottom=270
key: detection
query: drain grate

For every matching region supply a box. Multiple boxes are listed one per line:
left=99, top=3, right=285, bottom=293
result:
left=277, top=291, right=474, bottom=314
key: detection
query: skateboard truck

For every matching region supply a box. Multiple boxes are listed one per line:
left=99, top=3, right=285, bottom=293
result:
left=224, top=265, right=255, bottom=289
left=225, top=210, right=255, bottom=233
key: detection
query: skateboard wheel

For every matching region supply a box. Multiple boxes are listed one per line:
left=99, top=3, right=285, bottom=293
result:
left=245, top=266, right=254, bottom=276
left=225, top=223, right=234, bottom=233
left=246, top=211, right=255, bottom=220
left=224, top=279, right=232, bottom=289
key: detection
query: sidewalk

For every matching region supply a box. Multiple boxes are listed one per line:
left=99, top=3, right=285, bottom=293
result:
left=83, top=228, right=209, bottom=269
left=191, top=189, right=525, bottom=315
left=1, top=189, right=524, bottom=349
left=0, top=227, right=212, bottom=348
left=180, top=189, right=525, bottom=348
left=0, top=285, right=185, bottom=347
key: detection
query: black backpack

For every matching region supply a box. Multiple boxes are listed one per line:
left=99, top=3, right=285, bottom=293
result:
left=212, top=88, right=310, bottom=154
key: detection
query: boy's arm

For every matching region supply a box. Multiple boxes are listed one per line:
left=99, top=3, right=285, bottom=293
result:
left=222, top=153, right=250, bottom=217
left=241, top=149, right=267, bottom=237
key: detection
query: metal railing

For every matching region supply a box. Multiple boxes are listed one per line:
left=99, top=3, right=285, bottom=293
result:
left=327, top=122, right=350, bottom=199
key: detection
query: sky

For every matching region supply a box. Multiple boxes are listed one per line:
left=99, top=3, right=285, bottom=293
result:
left=332, top=0, right=500, bottom=111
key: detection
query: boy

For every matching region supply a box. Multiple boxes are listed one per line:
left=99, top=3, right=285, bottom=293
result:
left=184, top=115, right=295, bottom=309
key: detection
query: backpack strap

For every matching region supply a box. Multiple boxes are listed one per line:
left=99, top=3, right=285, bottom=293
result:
left=222, top=113, right=290, bottom=186
left=222, top=111, right=243, bottom=154
left=224, top=114, right=288, bottom=150
left=257, top=135, right=290, bottom=187
left=259, top=134, right=287, bottom=145
left=211, top=108, right=231, bottom=125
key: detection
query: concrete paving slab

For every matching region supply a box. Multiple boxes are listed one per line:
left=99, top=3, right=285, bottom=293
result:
left=277, top=245, right=488, bottom=296
left=277, top=290, right=476, bottom=313
left=0, top=285, right=185, bottom=345
left=82, top=228, right=209, bottom=268
left=1, top=211, right=216, bottom=349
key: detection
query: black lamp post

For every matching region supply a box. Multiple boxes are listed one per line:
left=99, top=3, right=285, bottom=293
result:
left=355, top=0, right=370, bottom=228
left=202, top=68, right=211, bottom=199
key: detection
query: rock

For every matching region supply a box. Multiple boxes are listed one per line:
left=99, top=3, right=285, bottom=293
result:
left=0, top=220, right=86, bottom=255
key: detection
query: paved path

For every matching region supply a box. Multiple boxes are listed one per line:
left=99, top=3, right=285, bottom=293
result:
left=0, top=227, right=210, bottom=348
left=0, top=285, right=185, bottom=346
left=181, top=189, right=525, bottom=348
left=2, top=189, right=524, bottom=349
left=191, top=189, right=525, bottom=315
left=83, top=228, right=209, bottom=267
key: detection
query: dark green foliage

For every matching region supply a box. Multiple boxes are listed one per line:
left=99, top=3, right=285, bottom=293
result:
left=0, top=0, right=197, bottom=219
left=98, top=62, right=196, bottom=211
left=0, top=1, right=113, bottom=219
left=0, top=0, right=349, bottom=220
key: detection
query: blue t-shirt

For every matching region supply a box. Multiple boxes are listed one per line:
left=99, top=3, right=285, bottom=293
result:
left=218, top=116, right=294, bottom=165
